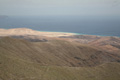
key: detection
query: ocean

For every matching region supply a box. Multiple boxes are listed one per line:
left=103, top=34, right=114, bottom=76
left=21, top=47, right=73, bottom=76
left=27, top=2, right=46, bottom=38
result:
left=0, top=15, right=120, bottom=37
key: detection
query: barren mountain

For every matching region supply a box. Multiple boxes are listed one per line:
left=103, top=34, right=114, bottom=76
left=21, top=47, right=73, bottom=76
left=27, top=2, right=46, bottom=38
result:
left=0, top=37, right=120, bottom=80
left=0, top=28, right=120, bottom=80
left=59, top=35, right=120, bottom=54
left=1, top=28, right=120, bottom=53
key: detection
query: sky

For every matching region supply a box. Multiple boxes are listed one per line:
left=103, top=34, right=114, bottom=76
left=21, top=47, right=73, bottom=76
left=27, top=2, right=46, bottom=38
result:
left=0, top=0, right=120, bottom=16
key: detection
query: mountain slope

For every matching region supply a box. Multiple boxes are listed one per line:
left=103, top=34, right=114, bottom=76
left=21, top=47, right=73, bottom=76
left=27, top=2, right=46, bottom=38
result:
left=0, top=37, right=120, bottom=80
left=0, top=37, right=120, bottom=67
left=1, top=54, right=120, bottom=80
left=60, top=35, right=120, bottom=54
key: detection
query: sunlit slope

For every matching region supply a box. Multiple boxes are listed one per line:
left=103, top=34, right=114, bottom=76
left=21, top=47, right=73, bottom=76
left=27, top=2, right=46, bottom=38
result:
left=0, top=54, right=120, bottom=80
left=0, top=37, right=120, bottom=80
left=0, top=37, right=120, bottom=67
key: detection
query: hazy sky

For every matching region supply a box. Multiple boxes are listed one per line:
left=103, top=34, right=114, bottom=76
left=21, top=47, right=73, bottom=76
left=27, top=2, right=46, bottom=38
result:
left=0, top=0, right=120, bottom=16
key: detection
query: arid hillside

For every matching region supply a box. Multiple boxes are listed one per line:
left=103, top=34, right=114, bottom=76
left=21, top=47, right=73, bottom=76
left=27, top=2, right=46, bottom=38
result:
left=0, top=37, right=120, bottom=80
left=60, top=35, right=120, bottom=54
left=0, top=28, right=120, bottom=80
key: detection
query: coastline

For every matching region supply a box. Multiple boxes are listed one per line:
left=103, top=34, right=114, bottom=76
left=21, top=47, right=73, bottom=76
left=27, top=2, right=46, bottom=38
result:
left=37, top=30, right=120, bottom=38
left=0, top=28, right=119, bottom=38
left=37, top=30, right=79, bottom=35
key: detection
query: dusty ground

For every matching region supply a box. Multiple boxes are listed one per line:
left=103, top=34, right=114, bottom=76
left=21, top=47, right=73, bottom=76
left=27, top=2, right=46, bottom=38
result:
left=0, top=28, right=75, bottom=37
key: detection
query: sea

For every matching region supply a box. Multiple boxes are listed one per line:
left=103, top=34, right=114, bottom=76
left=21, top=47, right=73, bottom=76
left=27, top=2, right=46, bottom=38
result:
left=0, top=15, right=120, bottom=37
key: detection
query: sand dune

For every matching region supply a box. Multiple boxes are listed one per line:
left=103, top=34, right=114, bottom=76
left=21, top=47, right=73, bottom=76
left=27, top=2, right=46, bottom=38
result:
left=0, top=28, right=75, bottom=37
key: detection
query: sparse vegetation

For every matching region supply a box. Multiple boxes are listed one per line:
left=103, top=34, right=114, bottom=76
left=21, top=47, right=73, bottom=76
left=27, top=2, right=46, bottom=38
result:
left=0, top=37, right=120, bottom=80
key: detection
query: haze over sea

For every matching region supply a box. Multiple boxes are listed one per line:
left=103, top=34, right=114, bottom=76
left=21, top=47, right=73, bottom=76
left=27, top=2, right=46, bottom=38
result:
left=0, top=15, right=120, bottom=37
